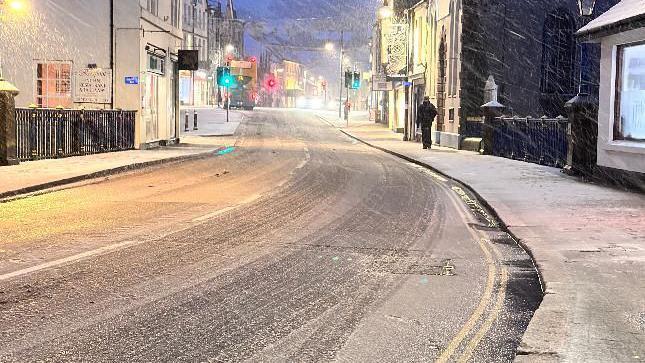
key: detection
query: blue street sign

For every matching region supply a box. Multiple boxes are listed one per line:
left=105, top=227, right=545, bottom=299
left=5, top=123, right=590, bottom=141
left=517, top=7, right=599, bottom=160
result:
left=403, top=81, right=412, bottom=87
left=125, top=76, right=139, bottom=85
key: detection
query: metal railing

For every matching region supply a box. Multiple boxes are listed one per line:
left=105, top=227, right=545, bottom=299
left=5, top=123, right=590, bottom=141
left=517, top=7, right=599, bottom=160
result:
left=490, top=116, right=569, bottom=167
left=15, top=108, right=135, bottom=161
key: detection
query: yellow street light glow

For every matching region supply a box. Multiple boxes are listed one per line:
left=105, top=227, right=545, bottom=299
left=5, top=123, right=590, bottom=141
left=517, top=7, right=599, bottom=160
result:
left=324, top=42, right=334, bottom=51
left=378, top=6, right=393, bottom=19
left=8, top=0, right=26, bottom=11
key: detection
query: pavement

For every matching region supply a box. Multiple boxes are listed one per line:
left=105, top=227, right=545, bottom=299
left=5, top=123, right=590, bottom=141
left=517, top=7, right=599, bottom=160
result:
left=179, top=107, right=242, bottom=137
left=0, top=107, right=240, bottom=199
left=318, top=110, right=645, bottom=362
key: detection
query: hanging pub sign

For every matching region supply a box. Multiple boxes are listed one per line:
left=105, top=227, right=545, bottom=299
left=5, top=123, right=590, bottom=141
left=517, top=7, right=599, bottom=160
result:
left=73, top=68, right=112, bottom=104
left=178, top=50, right=199, bottom=71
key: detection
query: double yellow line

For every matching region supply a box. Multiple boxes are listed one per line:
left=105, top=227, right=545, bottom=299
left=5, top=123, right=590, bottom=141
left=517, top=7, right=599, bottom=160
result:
left=431, top=183, right=510, bottom=362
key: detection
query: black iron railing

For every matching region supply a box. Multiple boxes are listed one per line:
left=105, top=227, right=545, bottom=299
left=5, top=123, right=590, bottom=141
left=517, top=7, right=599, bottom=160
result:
left=15, top=108, right=135, bottom=161
left=490, top=116, right=569, bottom=167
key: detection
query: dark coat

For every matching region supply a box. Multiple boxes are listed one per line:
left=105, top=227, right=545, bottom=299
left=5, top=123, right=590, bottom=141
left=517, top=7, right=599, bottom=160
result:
left=417, top=101, right=437, bottom=128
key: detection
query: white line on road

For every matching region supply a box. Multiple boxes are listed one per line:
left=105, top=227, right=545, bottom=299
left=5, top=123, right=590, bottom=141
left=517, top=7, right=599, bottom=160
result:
left=0, top=239, right=140, bottom=282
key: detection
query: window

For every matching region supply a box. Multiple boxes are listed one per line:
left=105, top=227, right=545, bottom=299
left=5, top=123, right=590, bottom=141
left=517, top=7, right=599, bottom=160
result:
left=615, top=41, right=645, bottom=142
left=147, top=53, right=165, bottom=75
left=35, top=61, right=72, bottom=108
left=146, top=0, right=158, bottom=16
left=171, top=0, right=180, bottom=27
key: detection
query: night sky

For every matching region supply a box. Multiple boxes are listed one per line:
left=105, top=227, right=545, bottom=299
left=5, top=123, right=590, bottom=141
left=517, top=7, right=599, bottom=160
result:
left=230, top=0, right=380, bottom=81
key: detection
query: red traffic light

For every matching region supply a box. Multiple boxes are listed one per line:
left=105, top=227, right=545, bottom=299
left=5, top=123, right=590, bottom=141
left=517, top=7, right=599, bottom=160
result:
left=249, top=56, right=257, bottom=63
left=265, top=76, right=278, bottom=90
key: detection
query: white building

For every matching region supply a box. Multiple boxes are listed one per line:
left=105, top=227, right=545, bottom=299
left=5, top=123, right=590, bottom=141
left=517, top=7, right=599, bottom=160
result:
left=578, top=0, right=645, bottom=178
left=0, top=0, right=183, bottom=149
left=115, top=0, right=183, bottom=148
left=180, top=0, right=210, bottom=106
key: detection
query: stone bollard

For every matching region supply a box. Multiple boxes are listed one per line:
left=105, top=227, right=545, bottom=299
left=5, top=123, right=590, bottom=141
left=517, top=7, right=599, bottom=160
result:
left=564, top=93, right=598, bottom=179
left=480, top=101, right=505, bottom=155
left=0, top=78, right=20, bottom=166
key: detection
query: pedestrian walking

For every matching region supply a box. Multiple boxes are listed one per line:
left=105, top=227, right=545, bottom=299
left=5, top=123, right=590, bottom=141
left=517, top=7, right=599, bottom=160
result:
left=416, top=96, right=437, bottom=149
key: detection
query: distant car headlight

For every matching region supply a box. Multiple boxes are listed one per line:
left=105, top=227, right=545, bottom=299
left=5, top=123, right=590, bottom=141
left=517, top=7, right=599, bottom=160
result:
left=310, top=98, right=323, bottom=109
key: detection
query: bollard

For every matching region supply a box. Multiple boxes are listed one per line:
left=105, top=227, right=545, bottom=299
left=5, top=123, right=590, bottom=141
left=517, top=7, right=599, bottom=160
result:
left=184, top=112, right=189, bottom=132
left=480, top=101, right=505, bottom=155
left=0, top=78, right=20, bottom=166
left=193, top=110, right=198, bottom=131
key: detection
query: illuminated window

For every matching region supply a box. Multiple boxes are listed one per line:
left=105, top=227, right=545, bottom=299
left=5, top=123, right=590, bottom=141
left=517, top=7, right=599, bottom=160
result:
left=615, top=41, right=645, bottom=142
left=35, top=61, right=72, bottom=108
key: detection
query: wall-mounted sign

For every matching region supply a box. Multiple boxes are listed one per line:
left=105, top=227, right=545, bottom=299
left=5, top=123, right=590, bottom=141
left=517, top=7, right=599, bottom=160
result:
left=178, top=49, right=199, bottom=71
left=230, top=60, right=252, bottom=69
left=74, top=68, right=112, bottom=104
left=125, top=76, right=139, bottom=85
left=372, top=75, right=393, bottom=91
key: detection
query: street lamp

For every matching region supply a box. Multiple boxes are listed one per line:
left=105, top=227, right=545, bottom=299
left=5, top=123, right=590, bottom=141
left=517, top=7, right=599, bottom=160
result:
left=324, top=42, right=335, bottom=52
left=378, top=6, right=393, bottom=19
left=577, top=0, right=596, bottom=17
left=0, top=0, right=29, bottom=80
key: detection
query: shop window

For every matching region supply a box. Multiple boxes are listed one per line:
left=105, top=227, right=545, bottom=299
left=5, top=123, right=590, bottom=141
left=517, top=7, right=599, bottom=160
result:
left=615, top=41, right=645, bottom=142
left=147, top=53, right=165, bottom=75
left=35, top=61, right=72, bottom=108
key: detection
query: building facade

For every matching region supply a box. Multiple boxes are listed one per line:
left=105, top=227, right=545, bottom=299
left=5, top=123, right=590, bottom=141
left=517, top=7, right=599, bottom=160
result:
left=373, top=0, right=620, bottom=149
left=180, top=0, right=210, bottom=106
left=0, top=0, right=184, bottom=149
left=208, top=0, right=245, bottom=106
left=578, top=0, right=645, bottom=186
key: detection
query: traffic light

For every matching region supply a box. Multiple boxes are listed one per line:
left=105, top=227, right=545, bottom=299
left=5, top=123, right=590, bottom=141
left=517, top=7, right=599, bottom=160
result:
left=265, top=76, right=278, bottom=91
left=217, top=66, right=235, bottom=87
left=344, top=70, right=352, bottom=88
left=352, top=72, right=361, bottom=89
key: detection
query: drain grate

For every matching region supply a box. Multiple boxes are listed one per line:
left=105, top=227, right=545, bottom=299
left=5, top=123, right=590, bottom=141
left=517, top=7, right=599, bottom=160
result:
left=369, top=256, right=455, bottom=276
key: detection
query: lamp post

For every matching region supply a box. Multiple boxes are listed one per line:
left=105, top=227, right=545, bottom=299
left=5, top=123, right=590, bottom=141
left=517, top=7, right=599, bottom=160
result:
left=563, top=0, right=597, bottom=178
left=0, top=0, right=25, bottom=165
left=324, top=37, right=345, bottom=119
left=577, top=0, right=596, bottom=96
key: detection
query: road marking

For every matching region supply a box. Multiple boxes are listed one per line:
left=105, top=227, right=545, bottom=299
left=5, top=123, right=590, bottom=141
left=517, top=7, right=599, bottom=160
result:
left=192, top=194, right=261, bottom=222
left=434, top=180, right=502, bottom=363
left=436, top=241, right=497, bottom=363
left=458, top=265, right=509, bottom=362
left=407, top=163, right=448, bottom=182
left=0, top=239, right=141, bottom=282
left=1, top=192, right=264, bottom=282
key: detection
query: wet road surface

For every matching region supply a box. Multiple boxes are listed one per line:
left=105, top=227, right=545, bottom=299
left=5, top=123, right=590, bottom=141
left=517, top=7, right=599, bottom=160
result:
left=0, top=109, right=541, bottom=362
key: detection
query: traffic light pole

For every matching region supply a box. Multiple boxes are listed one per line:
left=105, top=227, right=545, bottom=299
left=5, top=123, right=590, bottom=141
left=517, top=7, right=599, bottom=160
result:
left=338, top=30, right=344, bottom=119
left=346, top=84, right=350, bottom=127
left=226, top=85, right=230, bottom=123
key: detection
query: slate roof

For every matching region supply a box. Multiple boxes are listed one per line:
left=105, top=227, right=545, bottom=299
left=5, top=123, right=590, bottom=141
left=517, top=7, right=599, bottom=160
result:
left=578, top=0, right=645, bottom=38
